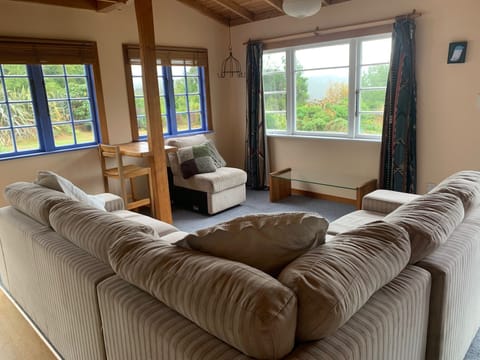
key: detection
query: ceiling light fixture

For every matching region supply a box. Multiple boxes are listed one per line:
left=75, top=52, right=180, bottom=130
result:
left=218, top=24, right=244, bottom=78
left=283, top=0, right=322, bottom=18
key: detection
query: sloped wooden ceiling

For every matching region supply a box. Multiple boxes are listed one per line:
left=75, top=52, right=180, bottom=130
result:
left=177, top=0, right=351, bottom=26
left=11, top=0, right=129, bottom=12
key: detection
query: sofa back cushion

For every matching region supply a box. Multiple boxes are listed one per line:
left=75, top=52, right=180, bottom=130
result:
left=109, top=231, right=297, bottom=359
left=4, top=182, right=71, bottom=226
left=384, top=192, right=464, bottom=264
left=49, top=200, right=154, bottom=264
left=176, top=212, right=328, bottom=276
left=278, top=221, right=410, bottom=342
left=430, top=170, right=480, bottom=212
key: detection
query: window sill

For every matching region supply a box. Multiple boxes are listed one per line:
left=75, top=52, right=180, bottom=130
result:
left=266, top=133, right=382, bottom=143
left=0, top=144, right=99, bottom=162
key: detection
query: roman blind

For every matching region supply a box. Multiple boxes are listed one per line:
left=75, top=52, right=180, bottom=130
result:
left=123, top=44, right=209, bottom=67
left=0, top=37, right=98, bottom=64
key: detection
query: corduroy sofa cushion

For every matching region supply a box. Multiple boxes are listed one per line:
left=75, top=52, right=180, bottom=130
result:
left=278, top=221, right=411, bottom=342
left=384, top=192, right=464, bottom=264
left=4, top=181, right=71, bottom=226
left=176, top=212, right=328, bottom=275
left=109, top=231, right=297, bottom=359
left=49, top=200, right=160, bottom=264
left=430, top=170, right=480, bottom=212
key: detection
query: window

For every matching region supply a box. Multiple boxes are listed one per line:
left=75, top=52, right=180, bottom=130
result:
left=263, top=33, right=392, bottom=139
left=124, top=45, right=212, bottom=140
left=0, top=37, right=104, bottom=159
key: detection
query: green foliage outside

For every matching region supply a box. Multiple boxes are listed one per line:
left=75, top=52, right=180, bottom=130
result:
left=135, top=65, right=203, bottom=136
left=263, top=56, right=389, bottom=135
left=0, top=64, right=95, bottom=154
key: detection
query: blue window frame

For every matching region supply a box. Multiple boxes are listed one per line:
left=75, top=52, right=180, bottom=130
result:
left=124, top=44, right=211, bottom=140
left=0, top=63, right=100, bottom=159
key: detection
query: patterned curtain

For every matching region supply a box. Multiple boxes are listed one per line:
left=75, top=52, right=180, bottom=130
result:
left=379, top=17, right=417, bottom=193
left=245, top=41, right=266, bottom=190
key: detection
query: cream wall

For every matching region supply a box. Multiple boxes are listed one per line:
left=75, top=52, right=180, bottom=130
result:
left=0, top=0, right=229, bottom=207
left=228, top=0, right=480, bottom=197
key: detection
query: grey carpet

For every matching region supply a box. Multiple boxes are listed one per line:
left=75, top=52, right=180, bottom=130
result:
left=172, top=189, right=355, bottom=232
left=465, top=328, right=480, bottom=360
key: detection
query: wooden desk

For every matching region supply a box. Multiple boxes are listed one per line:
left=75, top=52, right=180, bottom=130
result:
left=118, top=141, right=176, bottom=158
left=117, top=141, right=176, bottom=218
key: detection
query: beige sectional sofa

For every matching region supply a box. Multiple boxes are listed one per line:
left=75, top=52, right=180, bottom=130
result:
left=0, top=171, right=478, bottom=360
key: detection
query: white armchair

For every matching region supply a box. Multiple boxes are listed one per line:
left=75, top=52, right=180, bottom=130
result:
left=166, top=134, right=247, bottom=215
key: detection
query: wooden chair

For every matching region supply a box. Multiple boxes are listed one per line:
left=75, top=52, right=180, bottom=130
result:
left=98, top=144, right=155, bottom=215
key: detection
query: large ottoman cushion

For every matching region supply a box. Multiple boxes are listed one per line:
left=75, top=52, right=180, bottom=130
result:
left=327, top=209, right=384, bottom=235
left=176, top=212, right=328, bottom=275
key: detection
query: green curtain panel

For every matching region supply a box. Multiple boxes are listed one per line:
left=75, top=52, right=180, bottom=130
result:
left=379, top=17, right=417, bottom=193
left=245, top=41, right=267, bottom=190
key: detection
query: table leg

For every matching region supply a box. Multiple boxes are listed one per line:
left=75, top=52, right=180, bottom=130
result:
left=356, top=179, right=378, bottom=209
left=269, top=168, right=292, bottom=202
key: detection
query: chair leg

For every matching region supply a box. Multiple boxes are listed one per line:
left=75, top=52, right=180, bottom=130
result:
left=120, top=178, right=129, bottom=210
left=103, top=176, right=110, bottom=192
left=129, top=178, right=136, bottom=202
left=147, top=171, right=155, bottom=217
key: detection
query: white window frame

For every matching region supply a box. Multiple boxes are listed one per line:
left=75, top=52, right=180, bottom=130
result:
left=263, top=33, right=392, bottom=141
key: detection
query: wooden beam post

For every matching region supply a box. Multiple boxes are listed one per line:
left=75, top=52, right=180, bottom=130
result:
left=134, top=0, right=173, bottom=223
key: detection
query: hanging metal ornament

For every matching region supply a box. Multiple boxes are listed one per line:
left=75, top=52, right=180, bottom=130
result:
left=218, top=24, right=245, bottom=78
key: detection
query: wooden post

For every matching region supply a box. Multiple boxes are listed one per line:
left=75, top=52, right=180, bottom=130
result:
left=134, top=0, right=172, bottom=223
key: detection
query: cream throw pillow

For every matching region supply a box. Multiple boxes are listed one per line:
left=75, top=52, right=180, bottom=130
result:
left=175, top=212, right=329, bottom=275
left=35, top=170, right=105, bottom=210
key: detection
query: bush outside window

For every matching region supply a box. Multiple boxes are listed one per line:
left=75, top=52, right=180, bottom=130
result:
left=0, top=63, right=99, bottom=157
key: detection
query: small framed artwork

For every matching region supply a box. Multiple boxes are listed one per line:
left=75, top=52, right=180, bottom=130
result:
left=447, top=41, right=468, bottom=64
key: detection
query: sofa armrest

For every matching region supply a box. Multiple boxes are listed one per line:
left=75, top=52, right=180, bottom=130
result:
left=93, top=193, right=125, bottom=212
left=362, top=189, right=421, bottom=214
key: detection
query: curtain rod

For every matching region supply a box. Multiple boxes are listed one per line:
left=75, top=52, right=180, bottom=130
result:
left=243, top=9, right=422, bottom=45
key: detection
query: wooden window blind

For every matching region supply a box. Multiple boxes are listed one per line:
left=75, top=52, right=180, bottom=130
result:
left=123, top=44, right=209, bottom=67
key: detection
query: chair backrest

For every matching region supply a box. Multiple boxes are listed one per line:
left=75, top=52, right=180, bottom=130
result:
left=99, top=144, right=124, bottom=176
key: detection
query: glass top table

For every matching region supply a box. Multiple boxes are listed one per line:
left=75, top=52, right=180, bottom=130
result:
left=269, top=168, right=377, bottom=209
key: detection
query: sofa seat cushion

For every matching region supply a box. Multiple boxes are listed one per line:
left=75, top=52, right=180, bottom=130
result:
left=109, top=231, right=297, bottom=359
left=49, top=200, right=156, bottom=264
left=173, top=167, right=247, bottom=193
left=4, top=182, right=72, bottom=226
left=327, top=210, right=384, bottom=235
left=362, top=189, right=421, bottom=214
left=430, top=170, right=480, bottom=212
left=278, top=221, right=411, bottom=342
left=384, top=192, right=464, bottom=264
left=176, top=212, right=329, bottom=276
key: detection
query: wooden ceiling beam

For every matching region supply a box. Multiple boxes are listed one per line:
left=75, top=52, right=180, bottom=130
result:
left=176, top=0, right=229, bottom=25
left=211, top=0, right=255, bottom=22
left=261, top=0, right=283, bottom=13
left=11, top=0, right=97, bottom=10
left=96, top=0, right=128, bottom=12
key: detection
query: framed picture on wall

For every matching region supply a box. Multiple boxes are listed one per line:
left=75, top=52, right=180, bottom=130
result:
left=447, top=41, right=468, bottom=64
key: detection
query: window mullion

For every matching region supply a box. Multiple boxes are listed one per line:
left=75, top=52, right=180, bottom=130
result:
left=198, top=67, right=207, bottom=131
left=349, top=39, right=358, bottom=138
left=164, top=67, right=176, bottom=135
left=286, top=49, right=294, bottom=135
left=85, top=65, right=101, bottom=143
left=29, top=65, right=55, bottom=151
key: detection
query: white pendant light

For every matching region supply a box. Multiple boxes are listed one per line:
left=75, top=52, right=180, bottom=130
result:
left=283, top=0, right=322, bottom=18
